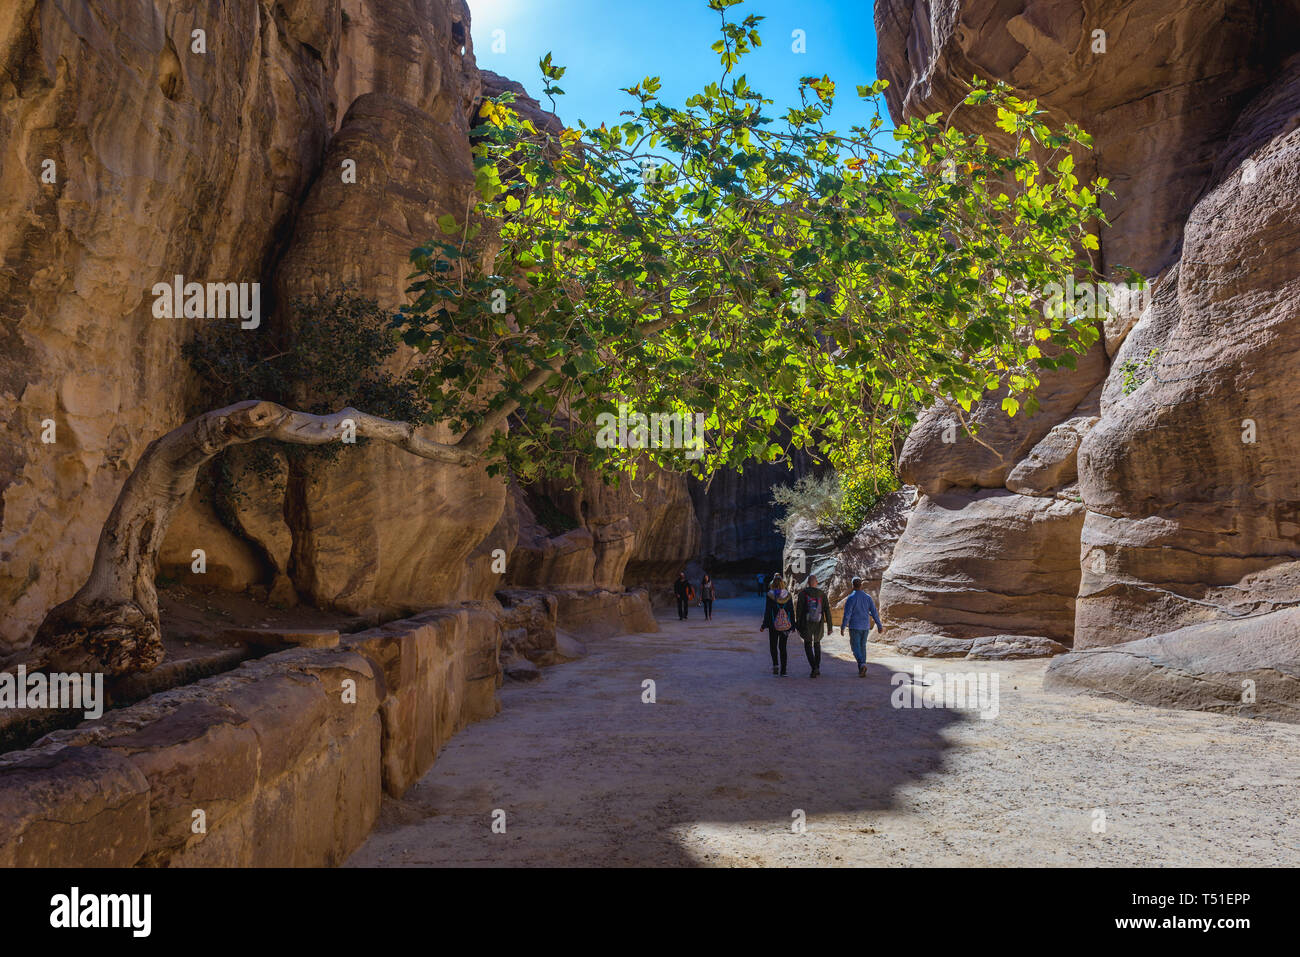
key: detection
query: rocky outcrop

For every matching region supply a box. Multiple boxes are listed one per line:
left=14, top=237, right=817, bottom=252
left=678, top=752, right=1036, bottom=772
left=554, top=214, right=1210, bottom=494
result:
left=0, top=0, right=500, bottom=651
left=876, top=0, right=1300, bottom=705
left=881, top=490, right=1084, bottom=643
left=874, top=0, right=1300, bottom=277
left=0, top=603, right=501, bottom=866
left=1074, top=55, right=1300, bottom=650
left=516, top=463, right=701, bottom=592
left=691, top=452, right=822, bottom=588
left=782, top=487, right=914, bottom=607
left=1046, top=607, right=1300, bottom=723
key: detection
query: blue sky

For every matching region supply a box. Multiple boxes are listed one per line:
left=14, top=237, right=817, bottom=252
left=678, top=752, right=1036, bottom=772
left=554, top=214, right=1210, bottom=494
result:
left=466, top=0, right=885, bottom=135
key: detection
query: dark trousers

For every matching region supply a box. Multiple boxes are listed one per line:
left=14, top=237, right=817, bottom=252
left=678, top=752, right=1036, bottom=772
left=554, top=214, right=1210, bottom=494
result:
left=702, top=599, right=713, bottom=619
left=676, top=596, right=689, bottom=619
left=803, top=636, right=822, bottom=671
left=768, top=628, right=789, bottom=673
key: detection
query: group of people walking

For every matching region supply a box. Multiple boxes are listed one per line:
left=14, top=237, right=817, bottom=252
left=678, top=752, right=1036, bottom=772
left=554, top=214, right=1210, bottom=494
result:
left=673, top=571, right=716, bottom=620
left=761, top=574, right=883, bottom=678
left=673, top=570, right=885, bottom=677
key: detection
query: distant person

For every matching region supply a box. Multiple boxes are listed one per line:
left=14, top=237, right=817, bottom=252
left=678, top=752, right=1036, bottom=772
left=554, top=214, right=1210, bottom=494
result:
left=840, top=577, right=884, bottom=677
left=700, top=574, right=716, bottom=620
left=796, top=574, right=831, bottom=678
left=673, top=571, right=694, bottom=620
left=760, top=575, right=796, bottom=676
left=756, top=573, right=766, bottom=596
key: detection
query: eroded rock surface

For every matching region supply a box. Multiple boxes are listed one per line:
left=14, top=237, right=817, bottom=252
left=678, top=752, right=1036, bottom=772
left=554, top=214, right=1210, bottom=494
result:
left=875, top=0, right=1300, bottom=702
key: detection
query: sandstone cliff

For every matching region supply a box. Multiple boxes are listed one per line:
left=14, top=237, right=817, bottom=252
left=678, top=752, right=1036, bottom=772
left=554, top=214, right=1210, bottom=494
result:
left=0, top=0, right=700, bottom=653
left=873, top=0, right=1300, bottom=719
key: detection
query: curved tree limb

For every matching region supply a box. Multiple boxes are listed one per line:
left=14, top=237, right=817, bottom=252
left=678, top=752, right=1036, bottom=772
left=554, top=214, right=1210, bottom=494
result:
left=34, top=400, right=475, bottom=676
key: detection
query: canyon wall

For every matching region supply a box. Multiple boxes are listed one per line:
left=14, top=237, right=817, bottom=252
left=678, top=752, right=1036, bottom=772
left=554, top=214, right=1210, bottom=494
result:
left=0, top=0, right=702, bottom=655
left=874, top=0, right=1300, bottom=719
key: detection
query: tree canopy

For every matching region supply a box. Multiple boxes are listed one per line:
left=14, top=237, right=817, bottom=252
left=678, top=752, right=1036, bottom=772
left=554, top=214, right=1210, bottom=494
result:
left=398, top=0, right=1109, bottom=492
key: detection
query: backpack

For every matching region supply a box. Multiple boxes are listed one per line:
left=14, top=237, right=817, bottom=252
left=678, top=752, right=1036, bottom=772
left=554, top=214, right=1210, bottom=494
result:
left=806, top=595, right=822, bottom=623
left=773, top=605, right=792, bottom=632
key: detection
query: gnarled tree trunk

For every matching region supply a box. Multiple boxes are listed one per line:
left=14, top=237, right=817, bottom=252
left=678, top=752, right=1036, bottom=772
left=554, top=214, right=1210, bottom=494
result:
left=34, top=400, right=475, bottom=675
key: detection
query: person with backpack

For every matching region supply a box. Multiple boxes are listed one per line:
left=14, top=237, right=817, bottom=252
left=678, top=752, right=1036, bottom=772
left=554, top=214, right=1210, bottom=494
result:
left=673, top=571, right=694, bottom=620
left=760, top=575, right=796, bottom=676
left=700, top=573, right=717, bottom=620
left=795, top=574, right=831, bottom=678
left=840, top=577, right=884, bottom=677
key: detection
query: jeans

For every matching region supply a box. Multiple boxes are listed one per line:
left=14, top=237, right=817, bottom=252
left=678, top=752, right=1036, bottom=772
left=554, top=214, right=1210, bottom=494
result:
left=676, top=596, right=689, bottom=619
left=802, top=637, right=821, bottom=671
left=849, top=628, right=871, bottom=667
left=702, top=599, right=713, bottom=620
left=768, top=629, right=789, bottom=673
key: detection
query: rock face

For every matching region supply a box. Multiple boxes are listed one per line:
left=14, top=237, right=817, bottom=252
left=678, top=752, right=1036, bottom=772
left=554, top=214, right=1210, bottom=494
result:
left=782, top=487, right=914, bottom=607
left=510, top=463, right=701, bottom=594
left=0, top=0, right=704, bottom=655
left=876, top=0, right=1300, bottom=708
left=1075, top=55, right=1300, bottom=650
left=0, top=0, right=496, bottom=650
left=0, top=0, right=335, bottom=650
left=690, top=456, right=818, bottom=580
left=881, top=490, right=1084, bottom=643
left=875, top=0, right=1300, bottom=277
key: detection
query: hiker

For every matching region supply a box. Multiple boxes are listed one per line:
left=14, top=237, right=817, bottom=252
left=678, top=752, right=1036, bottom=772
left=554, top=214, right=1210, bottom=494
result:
left=760, top=575, right=796, bottom=676
left=700, top=573, right=716, bottom=620
left=756, top=573, right=766, bottom=596
left=840, top=577, right=884, bottom=677
left=796, top=574, right=831, bottom=678
left=673, top=571, right=693, bottom=620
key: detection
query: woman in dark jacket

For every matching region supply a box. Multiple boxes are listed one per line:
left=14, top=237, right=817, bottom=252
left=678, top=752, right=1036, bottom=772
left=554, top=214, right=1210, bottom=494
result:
left=759, top=575, right=796, bottom=676
left=700, top=574, right=717, bottom=620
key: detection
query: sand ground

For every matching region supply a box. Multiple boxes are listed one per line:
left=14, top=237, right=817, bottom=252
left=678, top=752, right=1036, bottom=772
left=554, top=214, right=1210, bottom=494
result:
left=347, top=596, right=1300, bottom=867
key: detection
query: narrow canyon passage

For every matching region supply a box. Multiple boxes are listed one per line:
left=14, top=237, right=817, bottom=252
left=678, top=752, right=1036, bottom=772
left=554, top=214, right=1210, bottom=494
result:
left=348, top=598, right=1300, bottom=867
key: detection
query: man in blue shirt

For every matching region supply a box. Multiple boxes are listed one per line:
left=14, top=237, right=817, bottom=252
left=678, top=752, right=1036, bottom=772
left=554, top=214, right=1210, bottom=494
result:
left=840, top=577, right=884, bottom=677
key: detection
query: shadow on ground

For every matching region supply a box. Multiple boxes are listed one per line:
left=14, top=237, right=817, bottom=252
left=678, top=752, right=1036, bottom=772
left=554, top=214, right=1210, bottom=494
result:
left=349, top=597, right=966, bottom=866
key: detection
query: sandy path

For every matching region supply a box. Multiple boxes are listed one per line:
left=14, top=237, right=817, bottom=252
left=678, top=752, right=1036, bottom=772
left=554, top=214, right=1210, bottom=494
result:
left=347, top=597, right=1300, bottom=867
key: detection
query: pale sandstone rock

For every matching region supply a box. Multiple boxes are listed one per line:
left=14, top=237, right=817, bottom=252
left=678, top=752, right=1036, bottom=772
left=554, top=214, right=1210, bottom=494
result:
left=874, top=0, right=1297, bottom=276
left=896, top=633, right=974, bottom=658
left=1076, top=58, right=1300, bottom=650
left=1005, top=416, right=1097, bottom=496
left=0, top=0, right=335, bottom=650
left=875, top=0, right=1300, bottom=708
left=899, top=340, right=1107, bottom=496
left=880, top=490, right=1084, bottom=644
left=968, top=634, right=1069, bottom=659
left=1046, top=607, right=1300, bottom=722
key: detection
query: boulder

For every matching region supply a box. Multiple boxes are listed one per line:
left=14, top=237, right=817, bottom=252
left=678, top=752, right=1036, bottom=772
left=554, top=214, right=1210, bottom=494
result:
left=896, top=634, right=975, bottom=658
left=1045, top=607, right=1300, bottom=722
left=880, top=490, right=1084, bottom=644
left=968, top=634, right=1069, bottom=660
left=1005, top=417, right=1097, bottom=496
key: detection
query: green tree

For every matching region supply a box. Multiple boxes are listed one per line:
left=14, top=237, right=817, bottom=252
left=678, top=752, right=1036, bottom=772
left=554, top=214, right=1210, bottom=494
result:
left=401, top=0, right=1107, bottom=491
left=36, top=0, right=1111, bottom=675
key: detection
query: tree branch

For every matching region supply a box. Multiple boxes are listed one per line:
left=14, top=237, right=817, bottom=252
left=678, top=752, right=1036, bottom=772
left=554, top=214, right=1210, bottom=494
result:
left=34, top=400, right=474, bottom=675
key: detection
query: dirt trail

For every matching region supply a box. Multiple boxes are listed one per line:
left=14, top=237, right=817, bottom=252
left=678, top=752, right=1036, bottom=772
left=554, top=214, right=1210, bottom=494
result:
left=347, top=597, right=1300, bottom=867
